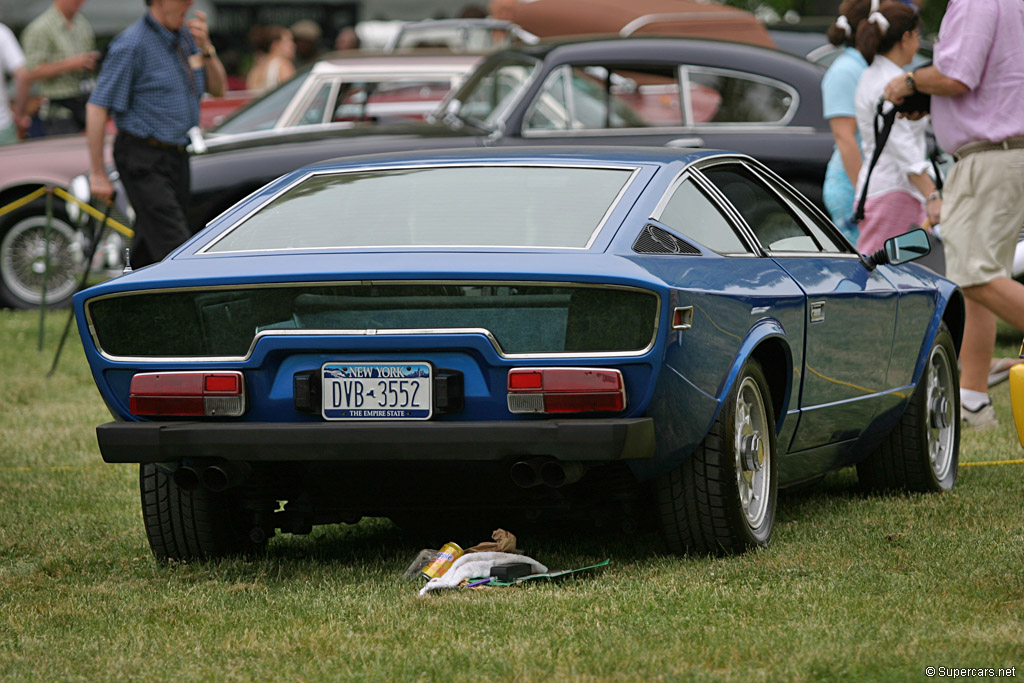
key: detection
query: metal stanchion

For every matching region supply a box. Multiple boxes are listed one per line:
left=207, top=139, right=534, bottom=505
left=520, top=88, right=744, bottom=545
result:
left=48, top=195, right=115, bottom=378
left=37, top=187, right=54, bottom=352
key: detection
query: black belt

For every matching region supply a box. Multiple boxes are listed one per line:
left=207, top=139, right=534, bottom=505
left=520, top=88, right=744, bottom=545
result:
left=118, top=132, right=187, bottom=153
left=953, top=136, right=1024, bottom=161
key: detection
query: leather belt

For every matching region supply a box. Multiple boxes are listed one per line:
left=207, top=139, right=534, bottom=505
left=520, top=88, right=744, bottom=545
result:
left=953, top=136, right=1024, bottom=161
left=118, top=132, right=187, bottom=153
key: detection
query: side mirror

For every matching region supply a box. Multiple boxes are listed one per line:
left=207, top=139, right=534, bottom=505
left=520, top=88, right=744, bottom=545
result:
left=862, top=228, right=931, bottom=270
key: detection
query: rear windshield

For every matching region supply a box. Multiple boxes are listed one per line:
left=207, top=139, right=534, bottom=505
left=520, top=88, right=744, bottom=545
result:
left=203, top=165, right=635, bottom=253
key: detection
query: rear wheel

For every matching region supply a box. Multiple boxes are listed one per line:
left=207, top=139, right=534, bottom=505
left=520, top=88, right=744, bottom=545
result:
left=140, top=463, right=260, bottom=562
left=0, top=201, right=83, bottom=309
left=656, top=359, right=778, bottom=555
left=857, top=323, right=959, bottom=492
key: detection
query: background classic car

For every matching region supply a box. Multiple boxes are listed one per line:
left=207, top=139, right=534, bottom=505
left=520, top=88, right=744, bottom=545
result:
left=0, top=52, right=480, bottom=310
left=104, top=37, right=836, bottom=244
left=75, top=146, right=962, bottom=561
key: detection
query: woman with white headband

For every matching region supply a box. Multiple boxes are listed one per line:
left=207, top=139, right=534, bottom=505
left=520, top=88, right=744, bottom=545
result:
left=821, top=0, right=873, bottom=245
left=852, top=0, right=939, bottom=255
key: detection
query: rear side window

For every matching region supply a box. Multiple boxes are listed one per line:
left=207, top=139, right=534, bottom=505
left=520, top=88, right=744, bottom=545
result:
left=684, top=67, right=795, bottom=124
left=205, top=165, right=635, bottom=253
left=331, top=78, right=453, bottom=122
left=656, top=178, right=749, bottom=253
left=702, top=164, right=844, bottom=253
left=525, top=64, right=683, bottom=132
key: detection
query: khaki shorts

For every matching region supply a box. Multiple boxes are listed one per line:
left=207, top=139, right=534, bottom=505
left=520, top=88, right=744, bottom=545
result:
left=941, top=148, right=1024, bottom=287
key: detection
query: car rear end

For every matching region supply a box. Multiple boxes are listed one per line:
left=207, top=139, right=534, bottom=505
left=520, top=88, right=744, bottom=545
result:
left=74, top=153, right=678, bottom=548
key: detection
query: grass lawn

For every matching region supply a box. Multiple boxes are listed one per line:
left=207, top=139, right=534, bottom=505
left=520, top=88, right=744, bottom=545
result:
left=1, top=308, right=1022, bottom=681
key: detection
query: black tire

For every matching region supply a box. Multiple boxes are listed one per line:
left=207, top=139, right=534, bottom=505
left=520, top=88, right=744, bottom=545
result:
left=0, top=200, right=83, bottom=309
left=656, top=359, right=778, bottom=555
left=857, top=323, right=960, bottom=492
left=140, top=463, right=259, bottom=562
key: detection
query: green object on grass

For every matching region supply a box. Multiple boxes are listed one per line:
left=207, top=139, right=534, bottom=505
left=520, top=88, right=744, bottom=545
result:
left=487, top=558, right=611, bottom=586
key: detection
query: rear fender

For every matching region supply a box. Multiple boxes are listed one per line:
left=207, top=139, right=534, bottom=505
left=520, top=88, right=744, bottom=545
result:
left=910, top=291, right=965, bottom=389
left=717, top=319, right=794, bottom=436
left=627, top=318, right=793, bottom=482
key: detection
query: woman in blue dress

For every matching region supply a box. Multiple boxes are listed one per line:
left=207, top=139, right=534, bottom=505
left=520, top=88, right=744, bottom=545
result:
left=821, top=0, right=872, bottom=244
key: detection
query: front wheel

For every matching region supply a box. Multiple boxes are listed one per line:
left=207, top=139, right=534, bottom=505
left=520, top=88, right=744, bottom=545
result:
left=857, top=323, right=960, bottom=492
left=656, top=359, right=778, bottom=555
left=0, top=200, right=84, bottom=309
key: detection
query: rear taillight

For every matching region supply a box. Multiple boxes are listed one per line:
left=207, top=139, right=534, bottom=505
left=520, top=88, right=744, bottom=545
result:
left=507, top=368, right=626, bottom=414
left=129, top=371, right=245, bottom=417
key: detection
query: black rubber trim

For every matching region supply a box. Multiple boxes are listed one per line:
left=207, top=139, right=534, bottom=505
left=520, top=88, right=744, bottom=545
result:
left=97, top=419, right=656, bottom=464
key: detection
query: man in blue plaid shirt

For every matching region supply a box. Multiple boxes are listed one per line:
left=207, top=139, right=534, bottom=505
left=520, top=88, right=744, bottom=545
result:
left=86, top=0, right=226, bottom=268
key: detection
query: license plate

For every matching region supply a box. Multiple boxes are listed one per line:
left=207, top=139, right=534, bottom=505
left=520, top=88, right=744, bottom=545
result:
left=322, top=362, right=432, bottom=420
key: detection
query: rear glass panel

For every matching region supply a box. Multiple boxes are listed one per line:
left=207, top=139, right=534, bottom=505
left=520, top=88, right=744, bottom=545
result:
left=205, top=166, right=634, bottom=253
left=88, top=284, right=659, bottom=358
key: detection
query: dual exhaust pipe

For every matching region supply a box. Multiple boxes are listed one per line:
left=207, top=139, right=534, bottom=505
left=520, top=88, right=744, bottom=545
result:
left=173, top=461, right=251, bottom=493
left=510, top=458, right=587, bottom=489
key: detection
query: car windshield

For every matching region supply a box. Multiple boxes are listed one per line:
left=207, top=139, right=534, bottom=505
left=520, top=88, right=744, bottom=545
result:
left=211, top=72, right=311, bottom=135
left=441, top=54, right=539, bottom=130
left=204, top=164, right=635, bottom=253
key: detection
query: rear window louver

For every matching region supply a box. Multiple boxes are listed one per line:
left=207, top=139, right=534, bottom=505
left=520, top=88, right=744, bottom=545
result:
left=632, top=225, right=701, bottom=255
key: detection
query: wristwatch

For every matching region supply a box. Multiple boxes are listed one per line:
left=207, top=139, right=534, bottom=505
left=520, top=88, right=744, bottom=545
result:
left=201, top=45, right=217, bottom=59
left=905, top=70, right=917, bottom=93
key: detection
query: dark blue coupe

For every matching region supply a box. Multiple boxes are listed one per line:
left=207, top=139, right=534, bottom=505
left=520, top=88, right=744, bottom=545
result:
left=75, top=147, right=963, bottom=561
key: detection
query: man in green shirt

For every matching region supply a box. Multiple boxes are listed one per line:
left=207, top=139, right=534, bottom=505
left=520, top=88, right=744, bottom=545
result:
left=18, top=0, right=98, bottom=136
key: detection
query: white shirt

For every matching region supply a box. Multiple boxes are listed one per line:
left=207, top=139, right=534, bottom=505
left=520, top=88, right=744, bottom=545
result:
left=854, top=55, right=932, bottom=202
left=0, top=22, right=26, bottom=131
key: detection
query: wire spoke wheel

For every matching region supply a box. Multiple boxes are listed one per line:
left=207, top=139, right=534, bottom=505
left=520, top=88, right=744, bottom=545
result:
left=0, top=212, right=83, bottom=308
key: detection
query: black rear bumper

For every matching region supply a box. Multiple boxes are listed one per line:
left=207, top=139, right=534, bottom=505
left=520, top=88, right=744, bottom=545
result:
left=96, top=419, right=656, bottom=464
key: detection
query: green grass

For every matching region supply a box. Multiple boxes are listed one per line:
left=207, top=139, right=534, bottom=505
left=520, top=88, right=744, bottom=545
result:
left=1, top=308, right=1023, bottom=681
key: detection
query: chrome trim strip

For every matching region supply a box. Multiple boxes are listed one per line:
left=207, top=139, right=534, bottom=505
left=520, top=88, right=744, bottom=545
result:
left=620, top=12, right=750, bottom=36
left=679, top=65, right=694, bottom=126
left=767, top=251, right=862, bottom=259
left=197, top=163, right=641, bottom=255
left=522, top=125, right=817, bottom=139
left=84, top=280, right=662, bottom=363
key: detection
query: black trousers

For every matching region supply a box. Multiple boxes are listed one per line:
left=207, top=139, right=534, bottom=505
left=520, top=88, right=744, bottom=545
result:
left=113, top=133, right=191, bottom=269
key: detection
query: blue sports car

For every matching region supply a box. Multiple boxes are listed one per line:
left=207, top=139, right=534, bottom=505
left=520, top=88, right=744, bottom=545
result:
left=74, top=147, right=963, bottom=561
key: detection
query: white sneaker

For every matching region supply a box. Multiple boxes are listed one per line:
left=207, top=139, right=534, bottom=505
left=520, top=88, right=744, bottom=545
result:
left=961, top=401, right=998, bottom=430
